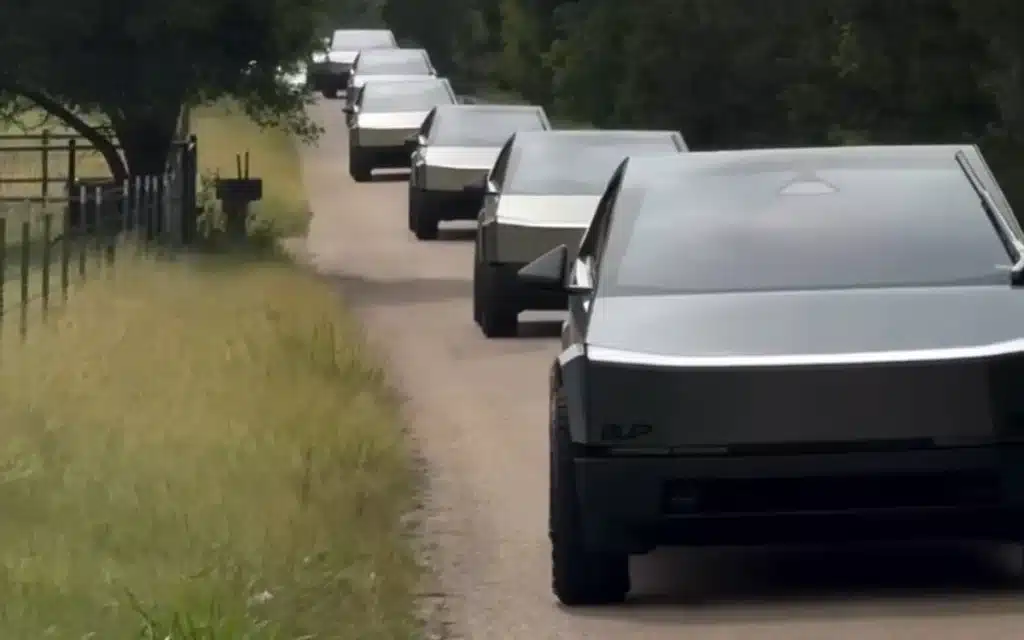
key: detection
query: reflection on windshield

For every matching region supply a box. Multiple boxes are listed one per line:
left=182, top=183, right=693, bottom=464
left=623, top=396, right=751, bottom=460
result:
left=357, top=60, right=430, bottom=74
left=602, top=167, right=1010, bottom=294
left=505, top=141, right=677, bottom=195
left=331, top=32, right=393, bottom=50
left=361, top=85, right=454, bottom=112
left=429, top=112, right=544, bottom=146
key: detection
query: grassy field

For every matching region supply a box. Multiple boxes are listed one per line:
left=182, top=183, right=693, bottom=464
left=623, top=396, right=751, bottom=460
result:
left=191, top=104, right=311, bottom=237
left=0, top=106, right=421, bottom=638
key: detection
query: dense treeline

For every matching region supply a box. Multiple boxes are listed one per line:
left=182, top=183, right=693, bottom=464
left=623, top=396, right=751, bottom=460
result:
left=345, top=0, right=1024, bottom=205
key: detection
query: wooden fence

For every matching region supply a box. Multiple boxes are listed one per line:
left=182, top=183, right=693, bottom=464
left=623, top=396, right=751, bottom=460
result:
left=0, top=130, right=198, bottom=202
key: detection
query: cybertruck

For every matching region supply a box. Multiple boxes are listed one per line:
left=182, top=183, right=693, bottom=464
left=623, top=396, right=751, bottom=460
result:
left=344, top=48, right=436, bottom=106
left=473, top=129, right=686, bottom=336
left=344, top=77, right=457, bottom=181
left=308, top=29, right=397, bottom=98
left=517, top=144, right=1024, bottom=606
left=408, top=103, right=551, bottom=239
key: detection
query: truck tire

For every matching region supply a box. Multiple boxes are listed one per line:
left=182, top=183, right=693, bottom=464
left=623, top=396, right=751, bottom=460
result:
left=472, top=239, right=485, bottom=324
left=408, top=185, right=420, bottom=231
left=349, top=148, right=372, bottom=182
left=550, top=389, right=630, bottom=605
left=412, top=192, right=440, bottom=240
left=475, top=260, right=518, bottom=337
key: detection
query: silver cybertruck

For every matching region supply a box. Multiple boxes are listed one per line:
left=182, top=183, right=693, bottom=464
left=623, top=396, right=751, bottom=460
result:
left=473, top=129, right=687, bottom=336
left=344, top=77, right=457, bottom=182
left=344, top=48, right=436, bottom=106
left=407, top=103, right=551, bottom=239
left=517, top=144, right=1024, bottom=606
left=308, top=29, right=397, bottom=98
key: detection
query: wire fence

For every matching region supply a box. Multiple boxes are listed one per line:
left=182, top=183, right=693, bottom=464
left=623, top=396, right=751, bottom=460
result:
left=0, top=173, right=191, bottom=340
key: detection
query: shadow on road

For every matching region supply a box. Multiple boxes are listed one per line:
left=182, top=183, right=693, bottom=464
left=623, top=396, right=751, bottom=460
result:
left=516, top=319, right=562, bottom=339
left=324, top=272, right=470, bottom=307
left=435, top=228, right=475, bottom=242
left=567, top=542, right=1024, bottom=625
left=370, top=171, right=410, bottom=183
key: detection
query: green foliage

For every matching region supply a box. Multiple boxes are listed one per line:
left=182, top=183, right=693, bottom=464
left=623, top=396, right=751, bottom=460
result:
left=0, top=0, right=344, bottom=177
left=380, top=0, right=1024, bottom=207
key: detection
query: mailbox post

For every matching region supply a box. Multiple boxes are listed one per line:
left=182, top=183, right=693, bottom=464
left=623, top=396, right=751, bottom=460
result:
left=213, top=152, right=262, bottom=238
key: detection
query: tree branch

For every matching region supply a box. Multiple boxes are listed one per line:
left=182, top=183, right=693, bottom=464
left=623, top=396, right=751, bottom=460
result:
left=3, top=83, right=128, bottom=182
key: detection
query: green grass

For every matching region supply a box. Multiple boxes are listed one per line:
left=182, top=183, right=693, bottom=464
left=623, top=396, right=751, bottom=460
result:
left=192, top=104, right=312, bottom=238
left=0, top=106, right=421, bottom=638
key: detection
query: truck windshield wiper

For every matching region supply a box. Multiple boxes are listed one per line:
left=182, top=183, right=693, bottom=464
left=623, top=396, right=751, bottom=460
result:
left=955, top=150, right=1024, bottom=284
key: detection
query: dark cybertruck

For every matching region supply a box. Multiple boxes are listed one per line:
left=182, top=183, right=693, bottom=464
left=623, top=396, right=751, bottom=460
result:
left=518, top=144, right=1024, bottom=605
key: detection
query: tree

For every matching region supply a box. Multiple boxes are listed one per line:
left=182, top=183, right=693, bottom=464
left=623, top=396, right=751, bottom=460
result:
left=381, top=0, right=482, bottom=76
left=0, top=0, right=336, bottom=182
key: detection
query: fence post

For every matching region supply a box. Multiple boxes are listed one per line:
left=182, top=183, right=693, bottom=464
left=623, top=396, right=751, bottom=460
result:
left=119, top=178, right=129, bottom=245
left=163, top=173, right=175, bottom=246
left=181, top=135, right=198, bottom=244
left=41, top=215, right=51, bottom=318
left=40, top=130, right=50, bottom=201
left=77, top=184, right=86, bottom=280
left=104, top=185, right=115, bottom=266
left=61, top=205, right=70, bottom=301
left=94, top=186, right=103, bottom=268
left=150, top=175, right=160, bottom=242
left=19, top=218, right=29, bottom=340
left=0, top=217, right=5, bottom=332
left=132, top=176, right=142, bottom=250
left=66, top=138, right=77, bottom=196
left=144, top=176, right=153, bottom=243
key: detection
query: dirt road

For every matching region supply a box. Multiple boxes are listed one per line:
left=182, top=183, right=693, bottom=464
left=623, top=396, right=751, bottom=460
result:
left=299, top=99, right=1024, bottom=639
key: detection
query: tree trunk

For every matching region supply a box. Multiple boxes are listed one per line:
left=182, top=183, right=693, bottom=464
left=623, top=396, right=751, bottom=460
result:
left=115, top=118, right=178, bottom=179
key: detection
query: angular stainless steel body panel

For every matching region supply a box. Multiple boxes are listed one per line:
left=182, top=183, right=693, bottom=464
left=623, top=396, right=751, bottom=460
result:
left=586, top=286, right=1024, bottom=360
left=584, top=354, right=999, bottom=448
left=355, top=127, right=418, bottom=148
left=352, top=111, right=431, bottom=149
left=483, top=194, right=599, bottom=263
left=347, top=73, right=434, bottom=103
left=327, top=51, right=359, bottom=66
left=351, top=71, right=432, bottom=90
left=421, top=146, right=501, bottom=191
left=485, top=222, right=587, bottom=265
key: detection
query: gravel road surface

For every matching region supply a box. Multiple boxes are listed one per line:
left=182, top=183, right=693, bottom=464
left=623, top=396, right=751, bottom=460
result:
left=299, top=99, right=1024, bottom=639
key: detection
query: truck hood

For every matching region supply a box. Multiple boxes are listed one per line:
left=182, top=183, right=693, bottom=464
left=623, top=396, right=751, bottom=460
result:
left=495, top=194, right=601, bottom=227
left=352, top=73, right=432, bottom=88
left=587, top=285, right=1024, bottom=366
left=356, top=111, right=431, bottom=130
left=327, top=50, right=358, bottom=64
left=423, top=145, right=501, bottom=169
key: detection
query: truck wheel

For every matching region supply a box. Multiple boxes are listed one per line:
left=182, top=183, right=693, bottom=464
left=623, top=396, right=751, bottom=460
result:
left=407, top=186, right=420, bottom=232
left=349, top=148, right=373, bottom=182
left=472, top=240, right=484, bottom=324
left=550, top=388, right=630, bottom=605
left=476, top=261, right=518, bottom=337
left=412, top=193, right=440, bottom=240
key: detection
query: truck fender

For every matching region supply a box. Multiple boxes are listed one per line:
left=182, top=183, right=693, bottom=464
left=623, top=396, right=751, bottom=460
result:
left=554, top=345, right=588, bottom=443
